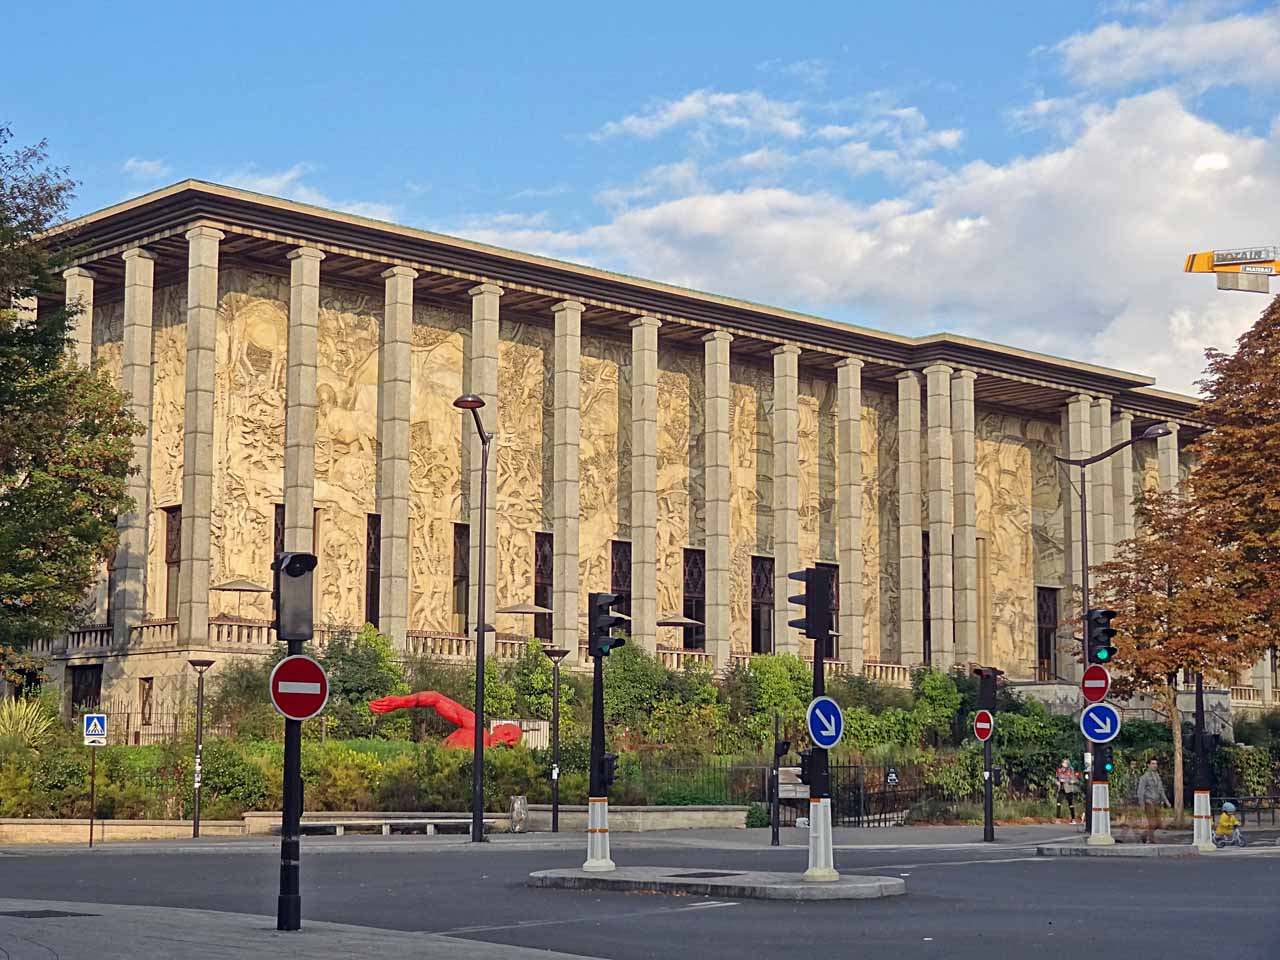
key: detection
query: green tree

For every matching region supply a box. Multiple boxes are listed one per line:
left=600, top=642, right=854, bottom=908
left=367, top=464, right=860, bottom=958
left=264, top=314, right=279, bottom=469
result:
left=0, top=129, right=141, bottom=682
left=511, top=639, right=572, bottom=721
left=320, top=624, right=410, bottom=738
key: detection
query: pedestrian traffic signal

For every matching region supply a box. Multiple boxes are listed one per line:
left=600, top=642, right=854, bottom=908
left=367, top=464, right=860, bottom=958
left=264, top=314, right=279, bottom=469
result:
left=597, top=753, right=618, bottom=790
left=798, top=749, right=813, bottom=785
left=973, top=666, right=1004, bottom=712
left=787, top=566, right=835, bottom=646
left=272, top=552, right=317, bottom=642
left=1094, top=745, right=1114, bottom=781
left=774, top=738, right=792, bottom=759
left=1086, top=608, right=1118, bottom=664
left=587, top=592, right=629, bottom=657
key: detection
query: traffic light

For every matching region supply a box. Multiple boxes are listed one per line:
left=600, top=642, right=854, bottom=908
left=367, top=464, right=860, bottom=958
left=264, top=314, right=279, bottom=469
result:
left=787, top=566, right=835, bottom=647
left=973, top=666, right=1004, bottom=712
left=597, top=753, right=618, bottom=790
left=272, top=552, right=317, bottom=642
left=774, top=738, right=792, bottom=760
left=1086, top=608, right=1118, bottom=665
left=1094, top=745, right=1114, bottom=780
left=798, top=749, right=813, bottom=785
left=587, top=592, right=629, bottom=657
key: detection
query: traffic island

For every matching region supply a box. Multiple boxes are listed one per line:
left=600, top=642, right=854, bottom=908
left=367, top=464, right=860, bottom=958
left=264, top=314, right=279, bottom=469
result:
left=528, top=867, right=905, bottom=901
left=1036, top=841, right=1200, bottom=858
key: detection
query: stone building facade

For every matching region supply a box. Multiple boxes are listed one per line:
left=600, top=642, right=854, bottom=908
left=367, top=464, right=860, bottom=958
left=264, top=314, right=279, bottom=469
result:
left=27, top=181, right=1275, bottom=717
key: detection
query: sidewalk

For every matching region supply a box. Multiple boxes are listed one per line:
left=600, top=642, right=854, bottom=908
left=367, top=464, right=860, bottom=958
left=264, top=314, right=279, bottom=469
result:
left=0, top=897, right=598, bottom=960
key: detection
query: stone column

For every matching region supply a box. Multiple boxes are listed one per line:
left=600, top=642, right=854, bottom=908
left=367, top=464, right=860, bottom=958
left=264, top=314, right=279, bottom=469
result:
left=178, top=225, right=223, bottom=650
left=1254, top=652, right=1274, bottom=705
left=284, top=247, right=324, bottom=555
left=467, top=283, right=502, bottom=653
left=952, top=369, right=978, bottom=667
left=924, top=364, right=955, bottom=669
left=1157, top=423, right=1180, bottom=493
left=1090, top=397, right=1114, bottom=564
left=836, top=358, right=864, bottom=671
left=630, top=316, right=661, bottom=654
left=114, top=248, right=156, bottom=645
left=703, top=332, right=733, bottom=670
left=1111, top=412, right=1135, bottom=545
left=772, top=345, right=801, bottom=654
left=552, top=300, right=583, bottom=655
left=1063, top=394, right=1092, bottom=681
left=897, top=371, right=924, bottom=666
left=63, top=267, right=95, bottom=366
left=379, top=266, right=416, bottom=648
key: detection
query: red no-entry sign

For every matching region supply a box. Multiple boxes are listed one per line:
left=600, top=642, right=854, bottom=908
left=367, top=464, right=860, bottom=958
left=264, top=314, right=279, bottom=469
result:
left=270, top=655, right=329, bottom=721
left=1081, top=664, right=1111, bottom=704
left=973, top=709, right=995, bottom=742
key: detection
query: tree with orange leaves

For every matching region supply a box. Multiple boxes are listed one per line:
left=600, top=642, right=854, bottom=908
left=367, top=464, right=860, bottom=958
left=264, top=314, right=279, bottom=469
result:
left=1092, top=488, right=1266, bottom=819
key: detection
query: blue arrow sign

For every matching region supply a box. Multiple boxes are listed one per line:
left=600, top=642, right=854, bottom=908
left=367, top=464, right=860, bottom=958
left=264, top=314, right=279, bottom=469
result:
left=1080, top=702, right=1122, bottom=744
left=806, top=696, right=844, bottom=749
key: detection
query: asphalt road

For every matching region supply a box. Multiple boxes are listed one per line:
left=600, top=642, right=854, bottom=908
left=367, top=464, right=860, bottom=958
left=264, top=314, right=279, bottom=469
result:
left=2, top=835, right=1277, bottom=960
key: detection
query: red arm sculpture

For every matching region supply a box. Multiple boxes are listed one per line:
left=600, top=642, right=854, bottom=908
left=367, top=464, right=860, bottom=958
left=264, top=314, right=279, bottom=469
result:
left=368, top=691, right=522, bottom=750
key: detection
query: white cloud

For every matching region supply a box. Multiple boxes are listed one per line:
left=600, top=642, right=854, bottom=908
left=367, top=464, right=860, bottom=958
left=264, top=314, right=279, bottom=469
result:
left=479, top=91, right=1275, bottom=394
left=121, top=157, right=170, bottom=180
left=221, top=163, right=399, bottom=221
left=758, top=58, right=830, bottom=87
left=1057, top=6, right=1280, bottom=91
left=593, top=89, right=806, bottom=140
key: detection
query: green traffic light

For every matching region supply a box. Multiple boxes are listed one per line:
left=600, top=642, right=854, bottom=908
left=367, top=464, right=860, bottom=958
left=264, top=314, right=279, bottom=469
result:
left=1097, top=648, right=1109, bottom=660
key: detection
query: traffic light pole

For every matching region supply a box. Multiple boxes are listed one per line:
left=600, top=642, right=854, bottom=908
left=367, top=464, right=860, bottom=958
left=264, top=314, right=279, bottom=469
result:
left=1076, top=462, right=1094, bottom=836
left=278, top=634, right=303, bottom=931
left=982, top=737, right=995, bottom=843
left=583, top=651, right=614, bottom=872
left=803, top=650, right=837, bottom=882
left=1191, top=673, right=1214, bottom=850
left=770, top=713, right=781, bottom=848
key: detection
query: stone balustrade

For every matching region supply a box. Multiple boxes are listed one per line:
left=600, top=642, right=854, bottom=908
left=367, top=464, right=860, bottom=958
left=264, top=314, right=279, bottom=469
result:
left=132, top=619, right=178, bottom=648
left=405, top=631, right=474, bottom=661
left=208, top=617, right=276, bottom=648
left=862, top=660, right=914, bottom=688
left=1231, top=685, right=1262, bottom=706
left=66, top=623, right=114, bottom=653
left=655, top=646, right=714, bottom=672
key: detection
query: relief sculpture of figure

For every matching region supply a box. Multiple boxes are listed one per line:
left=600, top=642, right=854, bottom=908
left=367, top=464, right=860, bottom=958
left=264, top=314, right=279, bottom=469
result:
left=368, top=691, right=522, bottom=749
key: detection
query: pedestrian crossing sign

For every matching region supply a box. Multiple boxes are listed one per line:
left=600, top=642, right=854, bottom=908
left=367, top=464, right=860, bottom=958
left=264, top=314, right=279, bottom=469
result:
left=83, top=713, right=107, bottom=746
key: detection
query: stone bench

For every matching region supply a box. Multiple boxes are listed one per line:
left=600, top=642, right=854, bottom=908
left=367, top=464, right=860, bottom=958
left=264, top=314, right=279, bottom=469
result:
left=291, top=818, right=498, bottom=837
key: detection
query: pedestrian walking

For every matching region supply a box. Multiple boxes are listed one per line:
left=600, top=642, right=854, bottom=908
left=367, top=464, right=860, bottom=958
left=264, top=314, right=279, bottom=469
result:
left=1136, top=758, right=1171, bottom=843
left=1054, top=758, right=1081, bottom=823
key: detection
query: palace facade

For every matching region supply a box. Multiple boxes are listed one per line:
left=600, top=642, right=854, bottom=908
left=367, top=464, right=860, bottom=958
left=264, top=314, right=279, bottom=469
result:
left=26, top=181, right=1276, bottom=718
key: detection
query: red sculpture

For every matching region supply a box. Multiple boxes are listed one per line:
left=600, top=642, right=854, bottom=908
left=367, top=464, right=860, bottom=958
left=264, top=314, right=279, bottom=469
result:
left=368, top=691, right=522, bottom=749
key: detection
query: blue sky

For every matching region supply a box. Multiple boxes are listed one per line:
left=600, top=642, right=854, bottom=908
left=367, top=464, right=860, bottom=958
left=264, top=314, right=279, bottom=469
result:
left=7, top=1, right=1279, bottom=392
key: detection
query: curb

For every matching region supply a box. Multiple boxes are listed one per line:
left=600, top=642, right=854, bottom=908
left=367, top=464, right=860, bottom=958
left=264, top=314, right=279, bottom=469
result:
left=1036, top=843, right=1200, bottom=858
left=528, top=866, right=906, bottom=901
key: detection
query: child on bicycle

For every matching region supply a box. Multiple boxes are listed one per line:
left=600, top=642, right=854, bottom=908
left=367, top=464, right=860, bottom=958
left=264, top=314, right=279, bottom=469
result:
left=1214, top=801, right=1245, bottom=847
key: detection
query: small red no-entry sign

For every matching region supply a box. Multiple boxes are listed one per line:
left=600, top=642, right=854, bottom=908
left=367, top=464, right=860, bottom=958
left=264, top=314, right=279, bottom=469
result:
left=1081, top=664, right=1111, bottom=704
left=270, top=655, right=329, bottom=721
left=973, top=709, right=995, bottom=742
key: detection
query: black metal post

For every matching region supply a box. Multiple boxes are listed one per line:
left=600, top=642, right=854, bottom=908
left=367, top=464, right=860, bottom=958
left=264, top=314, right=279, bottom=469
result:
left=278, top=638, right=302, bottom=931
left=89, top=746, right=96, bottom=849
left=771, top=712, right=780, bottom=847
left=1078, top=462, right=1093, bottom=835
left=193, top=670, right=205, bottom=839
left=810, top=652, right=830, bottom=801
left=982, top=737, right=995, bottom=843
left=472, top=432, right=490, bottom=844
left=551, top=658, right=561, bottom=833
left=1195, top=672, right=1209, bottom=795
left=589, top=653, right=605, bottom=797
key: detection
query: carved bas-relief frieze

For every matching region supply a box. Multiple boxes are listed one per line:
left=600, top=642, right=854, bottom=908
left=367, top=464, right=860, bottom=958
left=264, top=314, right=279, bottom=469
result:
left=655, top=350, right=703, bottom=642
left=145, top=282, right=186, bottom=619
left=866, top=388, right=898, bottom=664
left=729, top=362, right=770, bottom=653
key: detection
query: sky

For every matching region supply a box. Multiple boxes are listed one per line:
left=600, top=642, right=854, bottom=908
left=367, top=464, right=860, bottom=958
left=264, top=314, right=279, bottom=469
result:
left=7, top=0, right=1279, bottom=394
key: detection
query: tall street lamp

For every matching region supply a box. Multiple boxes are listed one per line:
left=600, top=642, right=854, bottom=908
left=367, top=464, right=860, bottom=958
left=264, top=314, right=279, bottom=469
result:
left=187, top=658, right=215, bottom=839
left=1055, top=420, right=1171, bottom=832
left=545, top=647, right=570, bottom=832
left=455, top=393, right=492, bottom=844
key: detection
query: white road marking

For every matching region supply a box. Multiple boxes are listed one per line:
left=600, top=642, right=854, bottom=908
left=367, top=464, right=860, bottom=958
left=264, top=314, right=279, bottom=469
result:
left=439, top=900, right=736, bottom=935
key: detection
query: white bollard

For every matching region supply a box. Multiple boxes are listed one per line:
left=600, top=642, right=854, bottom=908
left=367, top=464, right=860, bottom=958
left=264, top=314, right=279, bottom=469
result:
left=1087, top=781, right=1115, bottom=845
left=1192, top=790, right=1215, bottom=851
left=583, top=797, right=615, bottom=872
left=802, top=797, right=839, bottom=882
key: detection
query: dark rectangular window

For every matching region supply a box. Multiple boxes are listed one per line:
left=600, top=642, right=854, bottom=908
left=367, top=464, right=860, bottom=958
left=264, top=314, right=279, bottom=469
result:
left=105, top=539, right=117, bottom=625
left=610, top=540, right=632, bottom=617
left=816, top=561, right=839, bottom=661
left=534, top=532, right=553, bottom=641
left=365, top=514, right=382, bottom=628
left=453, top=522, right=470, bottom=634
left=1036, top=587, right=1059, bottom=682
left=750, top=556, right=774, bottom=655
left=682, top=548, right=706, bottom=650
left=164, top=506, right=182, bottom=619
left=921, top=531, right=932, bottom=666
left=139, top=676, right=154, bottom=726
left=69, top=664, right=102, bottom=711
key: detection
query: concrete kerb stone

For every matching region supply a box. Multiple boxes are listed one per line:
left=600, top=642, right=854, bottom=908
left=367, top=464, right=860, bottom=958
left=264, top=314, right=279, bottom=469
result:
left=1036, top=841, right=1200, bottom=858
left=528, top=866, right=906, bottom=901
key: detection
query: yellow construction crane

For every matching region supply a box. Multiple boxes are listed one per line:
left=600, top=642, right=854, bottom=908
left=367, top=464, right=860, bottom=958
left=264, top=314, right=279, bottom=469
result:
left=1184, top=246, right=1276, bottom=293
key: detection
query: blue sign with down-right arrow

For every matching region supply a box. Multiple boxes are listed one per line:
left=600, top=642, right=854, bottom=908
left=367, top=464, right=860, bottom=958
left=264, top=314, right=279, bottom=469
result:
left=1080, top=702, right=1122, bottom=744
left=806, top=696, right=845, bottom=750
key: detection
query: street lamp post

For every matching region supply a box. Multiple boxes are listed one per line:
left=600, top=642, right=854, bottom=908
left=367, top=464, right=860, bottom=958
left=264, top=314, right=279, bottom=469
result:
left=1055, top=421, right=1171, bottom=834
left=187, top=658, right=215, bottom=839
left=455, top=394, right=492, bottom=844
left=545, top=647, right=570, bottom=832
